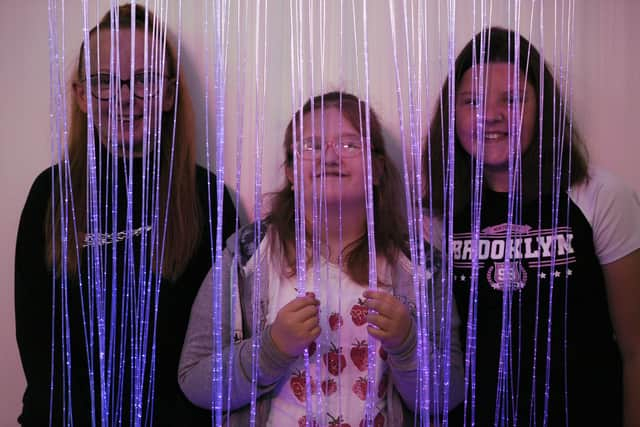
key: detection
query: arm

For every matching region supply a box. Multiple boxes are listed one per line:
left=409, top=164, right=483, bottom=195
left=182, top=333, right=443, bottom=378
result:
left=178, top=244, right=298, bottom=411
left=602, top=249, right=640, bottom=427
left=425, top=244, right=465, bottom=416
left=421, top=217, right=465, bottom=414
left=14, top=170, right=57, bottom=425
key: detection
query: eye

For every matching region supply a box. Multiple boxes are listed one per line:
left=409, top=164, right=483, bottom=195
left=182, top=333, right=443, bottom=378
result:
left=462, top=97, right=480, bottom=107
left=134, top=73, right=148, bottom=85
left=302, top=138, right=321, bottom=151
left=341, top=137, right=362, bottom=151
left=92, top=73, right=111, bottom=86
left=506, top=93, right=524, bottom=105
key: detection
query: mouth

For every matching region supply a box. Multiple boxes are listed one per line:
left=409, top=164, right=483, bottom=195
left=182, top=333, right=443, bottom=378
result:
left=479, top=131, right=509, bottom=142
left=118, top=114, right=144, bottom=123
left=316, top=170, right=348, bottom=178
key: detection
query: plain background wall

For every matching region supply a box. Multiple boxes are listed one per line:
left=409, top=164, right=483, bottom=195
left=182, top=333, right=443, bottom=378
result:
left=1, top=1, right=638, bottom=425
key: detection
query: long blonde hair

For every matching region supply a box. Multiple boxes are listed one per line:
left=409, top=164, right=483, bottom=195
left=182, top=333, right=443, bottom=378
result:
left=45, top=4, right=201, bottom=280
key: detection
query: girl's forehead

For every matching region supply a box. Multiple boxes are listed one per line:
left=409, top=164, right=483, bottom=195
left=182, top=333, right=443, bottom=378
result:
left=88, top=28, right=154, bottom=70
left=302, top=107, right=359, bottom=133
left=460, top=62, right=532, bottom=91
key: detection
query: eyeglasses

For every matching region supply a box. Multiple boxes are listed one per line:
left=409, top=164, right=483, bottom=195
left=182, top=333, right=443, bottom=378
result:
left=85, top=71, right=168, bottom=101
left=300, top=136, right=363, bottom=159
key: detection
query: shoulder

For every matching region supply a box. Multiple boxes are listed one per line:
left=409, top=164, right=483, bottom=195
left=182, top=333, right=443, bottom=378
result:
left=569, top=168, right=640, bottom=226
left=225, top=220, right=271, bottom=267
left=21, top=166, right=57, bottom=215
left=571, top=169, right=635, bottom=206
left=16, top=166, right=57, bottom=246
left=194, top=164, right=216, bottom=187
left=29, top=166, right=57, bottom=197
left=570, top=168, right=640, bottom=264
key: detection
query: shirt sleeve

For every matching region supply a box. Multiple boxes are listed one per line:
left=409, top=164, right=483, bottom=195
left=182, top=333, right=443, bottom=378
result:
left=570, top=169, right=640, bottom=265
left=14, top=168, right=56, bottom=425
left=178, top=233, right=296, bottom=411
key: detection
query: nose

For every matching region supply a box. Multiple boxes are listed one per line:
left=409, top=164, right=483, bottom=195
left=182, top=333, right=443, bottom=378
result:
left=484, top=104, right=505, bottom=123
left=120, top=80, right=132, bottom=103
left=323, top=141, right=340, bottom=161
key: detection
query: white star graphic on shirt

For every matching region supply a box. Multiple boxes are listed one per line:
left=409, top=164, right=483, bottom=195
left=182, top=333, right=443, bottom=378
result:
left=567, top=269, right=573, bottom=276
left=554, top=270, right=561, bottom=278
left=460, top=274, right=466, bottom=281
left=539, top=271, right=547, bottom=279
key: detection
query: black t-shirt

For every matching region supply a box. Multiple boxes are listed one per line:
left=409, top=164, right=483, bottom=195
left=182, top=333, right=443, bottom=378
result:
left=449, top=183, right=627, bottom=426
left=15, top=156, right=237, bottom=426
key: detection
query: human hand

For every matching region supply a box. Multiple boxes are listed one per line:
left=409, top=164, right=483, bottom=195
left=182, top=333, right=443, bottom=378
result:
left=363, top=289, right=412, bottom=352
left=270, top=292, right=321, bottom=358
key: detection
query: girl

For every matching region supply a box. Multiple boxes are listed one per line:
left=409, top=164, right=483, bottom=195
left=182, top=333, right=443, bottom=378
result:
left=179, top=92, right=455, bottom=425
left=15, top=5, right=236, bottom=426
left=424, top=27, right=640, bottom=426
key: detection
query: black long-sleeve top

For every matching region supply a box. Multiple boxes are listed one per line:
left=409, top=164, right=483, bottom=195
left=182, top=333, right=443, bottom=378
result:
left=15, top=154, right=237, bottom=426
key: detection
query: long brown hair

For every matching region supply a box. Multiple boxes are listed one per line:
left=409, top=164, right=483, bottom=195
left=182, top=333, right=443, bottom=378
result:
left=423, top=27, right=588, bottom=215
left=267, top=92, right=407, bottom=285
left=45, top=4, right=200, bottom=280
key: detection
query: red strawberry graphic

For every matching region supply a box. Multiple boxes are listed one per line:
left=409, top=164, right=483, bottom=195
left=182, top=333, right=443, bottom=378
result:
left=327, top=413, right=351, bottom=427
left=378, top=346, right=388, bottom=361
left=322, top=378, right=337, bottom=396
left=358, top=412, right=385, bottom=427
left=350, top=298, right=368, bottom=326
left=308, top=341, right=317, bottom=358
left=378, top=371, right=389, bottom=398
left=329, top=312, right=344, bottom=330
left=323, top=343, right=347, bottom=376
left=350, top=340, right=368, bottom=371
left=290, top=370, right=314, bottom=402
left=352, top=376, right=368, bottom=400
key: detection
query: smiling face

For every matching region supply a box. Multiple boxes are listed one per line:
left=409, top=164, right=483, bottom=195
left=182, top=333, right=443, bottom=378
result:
left=73, top=28, right=175, bottom=157
left=287, top=106, right=372, bottom=213
left=455, top=61, right=537, bottom=172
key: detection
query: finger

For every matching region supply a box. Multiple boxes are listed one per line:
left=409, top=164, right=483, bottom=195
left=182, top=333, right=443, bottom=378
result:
left=309, top=325, right=321, bottom=339
left=301, top=315, right=320, bottom=331
left=371, top=297, right=409, bottom=319
left=364, top=290, right=395, bottom=305
left=295, top=304, right=320, bottom=321
left=367, top=299, right=402, bottom=319
left=366, top=313, right=391, bottom=331
left=365, top=297, right=390, bottom=314
left=286, top=295, right=319, bottom=311
left=363, top=289, right=388, bottom=300
left=367, top=325, right=387, bottom=340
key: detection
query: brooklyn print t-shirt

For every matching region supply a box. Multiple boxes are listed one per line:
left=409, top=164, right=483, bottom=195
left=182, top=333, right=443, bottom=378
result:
left=449, top=170, right=640, bottom=426
left=266, top=259, right=389, bottom=427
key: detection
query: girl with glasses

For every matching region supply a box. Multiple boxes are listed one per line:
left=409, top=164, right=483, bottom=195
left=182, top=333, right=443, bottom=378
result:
left=15, top=5, right=236, bottom=426
left=179, top=92, right=463, bottom=425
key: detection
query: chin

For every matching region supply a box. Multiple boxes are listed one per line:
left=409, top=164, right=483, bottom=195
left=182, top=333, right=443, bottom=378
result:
left=102, top=139, right=145, bottom=158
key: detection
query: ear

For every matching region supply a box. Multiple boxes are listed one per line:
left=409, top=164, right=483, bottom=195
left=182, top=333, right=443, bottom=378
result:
left=162, top=78, right=177, bottom=112
left=72, top=80, right=88, bottom=114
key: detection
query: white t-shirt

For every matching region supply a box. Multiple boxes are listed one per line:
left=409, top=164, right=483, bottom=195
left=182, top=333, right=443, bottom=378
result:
left=266, top=256, right=390, bottom=427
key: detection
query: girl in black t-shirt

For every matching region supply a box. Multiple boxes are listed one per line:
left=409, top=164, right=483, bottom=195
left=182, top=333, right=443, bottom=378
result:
left=422, top=27, right=640, bottom=426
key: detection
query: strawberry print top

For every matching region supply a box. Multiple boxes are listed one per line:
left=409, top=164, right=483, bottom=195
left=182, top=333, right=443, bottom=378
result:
left=266, top=258, right=390, bottom=427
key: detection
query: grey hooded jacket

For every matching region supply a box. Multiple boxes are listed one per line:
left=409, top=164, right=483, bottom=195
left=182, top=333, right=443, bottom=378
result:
left=178, top=222, right=463, bottom=425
